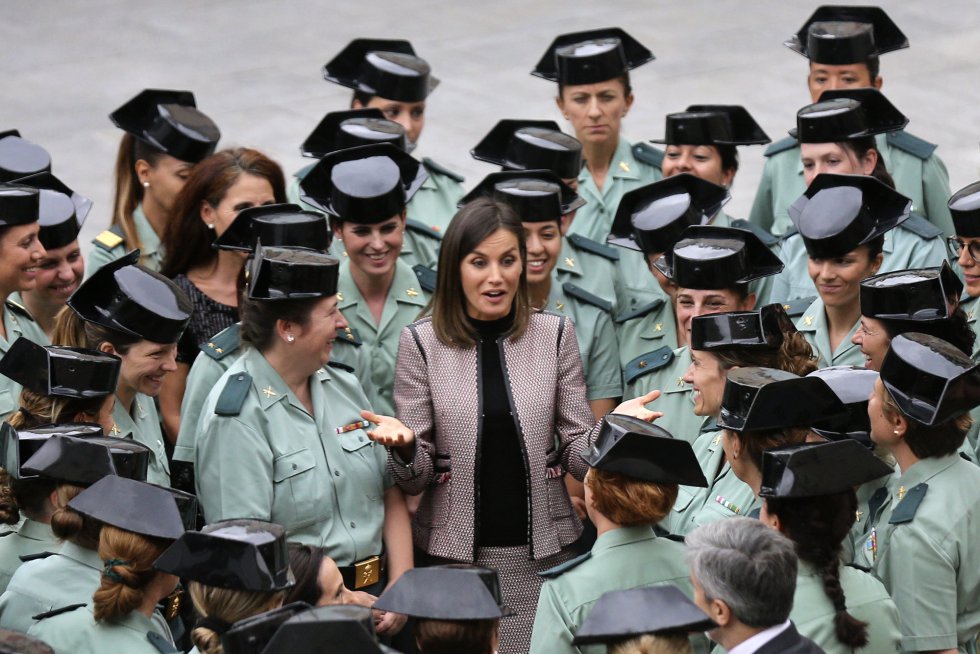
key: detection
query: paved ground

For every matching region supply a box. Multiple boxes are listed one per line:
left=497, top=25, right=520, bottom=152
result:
left=4, top=0, right=979, bottom=250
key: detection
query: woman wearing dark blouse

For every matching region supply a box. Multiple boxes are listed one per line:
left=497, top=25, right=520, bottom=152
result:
left=157, top=148, right=285, bottom=442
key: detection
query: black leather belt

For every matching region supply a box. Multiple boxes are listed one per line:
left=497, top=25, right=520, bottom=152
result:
left=339, top=554, right=386, bottom=590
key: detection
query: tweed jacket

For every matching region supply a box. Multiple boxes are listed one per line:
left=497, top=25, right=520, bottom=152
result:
left=390, top=312, right=600, bottom=562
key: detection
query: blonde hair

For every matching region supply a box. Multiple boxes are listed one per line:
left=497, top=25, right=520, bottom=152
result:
left=188, top=581, right=285, bottom=654
left=93, top=525, right=171, bottom=622
left=610, top=634, right=693, bottom=654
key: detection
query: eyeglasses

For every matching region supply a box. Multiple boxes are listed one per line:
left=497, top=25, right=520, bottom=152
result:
left=947, top=237, right=980, bottom=264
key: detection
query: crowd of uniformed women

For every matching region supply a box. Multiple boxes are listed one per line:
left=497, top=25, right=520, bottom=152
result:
left=0, top=5, right=978, bottom=654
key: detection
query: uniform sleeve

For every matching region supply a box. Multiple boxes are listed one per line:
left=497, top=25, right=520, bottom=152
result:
left=84, top=243, right=121, bottom=280
left=389, top=326, right=436, bottom=494
left=529, top=581, right=579, bottom=654
left=748, top=158, right=776, bottom=233
left=554, top=318, right=602, bottom=481
left=174, top=358, right=226, bottom=464
left=583, top=311, right=623, bottom=401
left=920, top=153, right=955, bottom=238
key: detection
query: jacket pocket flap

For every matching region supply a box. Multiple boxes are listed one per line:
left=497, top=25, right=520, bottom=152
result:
left=273, top=450, right=315, bottom=482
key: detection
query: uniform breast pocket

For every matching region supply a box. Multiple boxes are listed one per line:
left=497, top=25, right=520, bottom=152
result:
left=0, top=388, right=17, bottom=421
left=273, top=449, right=323, bottom=529
left=338, top=431, right=385, bottom=501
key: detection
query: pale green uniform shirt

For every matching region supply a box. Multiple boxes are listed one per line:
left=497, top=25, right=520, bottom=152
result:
left=557, top=235, right=620, bottom=313
left=749, top=132, right=954, bottom=238
left=110, top=393, right=169, bottom=486
left=796, top=298, right=865, bottom=368
left=791, top=561, right=901, bottom=654
left=0, top=541, right=101, bottom=633
left=860, top=454, right=980, bottom=652
left=337, top=259, right=428, bottom=415
left=28, top=604, right=175, bottom=654
left=625, top=346, right=702, bottom=444
left=0, top=520, right=59, bottom=594
left=665, top=424, right=759, bottom=535
left=529, top=525, right=694, bottom=654
left=195, top=347, right=391, bottom=563
left=0, top=300, right=49, bottom=420
left=86, top=204, right=164, bottom=276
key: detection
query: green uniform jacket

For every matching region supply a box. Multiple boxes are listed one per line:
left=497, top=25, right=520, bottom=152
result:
left=796, top=298, right=865, bottom=368
left=0, top=541, right=101, bottom=633
left=749, top=131, right=954, bottom=237
left=846, top=473, right=893, bottom=565
left=110, top=394, right=170, bottom=486
left=557, top=235, right=620, bottom=313
left=195, top=347, right=391, bottom=562
left=791, top=561, right=901, bottom=654
left=86, top=204, right=164, bottom=277
left=0, top=520, right=59, bottom=594
left=770, top=222, right=947, bottom=303
left=615, top=295, right=677, bottom=370
left=665, top=425, right=759, bottom=536
left=338, top=259, right=428, bottom=415
left=861, top=454, right=980, bottom=652
left=529, top=525, right=693, bottom=654
left=543, top=283, right=622, bottom=402
left=0, top=300, right=48, bottom=420
left=625, top=346, right=702, bottom=444
left=28, top=604, right=175, bottom=654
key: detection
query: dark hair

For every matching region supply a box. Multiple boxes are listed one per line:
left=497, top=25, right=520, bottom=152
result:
left=351, top=90, right=376, bottom=108
left=52, top=307, right=141, bottom=354
left=414, top=618, right=498, bottom=654
left=734, top=427, right=810, bottom=475
left=877, top=310, right=976, bottom=357
left=0, top=469, right=56, bottom=525
left=161, top=148, right=286, bottom=278
left=112, top=134, right=167, bottom=260
left=284, top=544, right=324, bottom=606
left=240, top=295, right=321, bottom=353
left=809, top=58, right=880, bottom=84
left=717, top=144, right=739, bottom=176
left=559, top=73, right=632, bottom=99
left=429, top=198, right=530, bottom=347
left=880, top=386, right=971, bottom=458
left=765, top=491, right=869, bottom=648
left=837, top=136, right=895, bottom=189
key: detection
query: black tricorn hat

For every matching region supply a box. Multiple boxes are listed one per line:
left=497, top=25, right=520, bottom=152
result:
left=246, top=244, right=339, bottom=301
left=654, top=225, right=783, bottom=289
left=789, top=173, right=911, bottom=260
left=299, top=143, right=426, bottom=222
left=427, top=564, right=513, bottom=615
left=459, top=169, right=584, bottom=220
left=0, top=337, right=120, bottom=399
left=12, top=171, right=92, bottom=250
left=0, top=422, right=57, bottom=481
left=760, top=439, right=893, bottom=498
left=323, top=38, right=439, bottom=103
left=785, top=5, right=909, bottom=64
left=948, top=180, right=980, bottom=238
left=532, top=27, right=654, bottom=85
left=580, top=414, right=708, bottom=487
left=373, top=567, right=509, bottom=620
left=262, top=605, right=398, bottom=654
left=718, top=367, right=847, bottom=432
left=471, top=120, right=582, bottom=180
left=608, top=174, right=728, bottom=254
left=690, top=304, right=791, bottom=352
left=300, top=108, right=406, bottom=159
left=808, top=366, right=879, bottom=447
left=212, top=204, right=331, bottom=253
left=572, top=585, right=716, bottom=646
left=791, top=88, right=907, bottom=142
left=0, top=628, right=54, bottom=654
left=221, top=603, right=312, bottom=654
left=860, top=261, right=961, bottom=322
left=0, top=183, right=40, bottom=227
left=109, top=89, right=220, bottom=163
left=652, top=105, right=770, bottom=146
left=21, top=431, right=151, bottom=486
left=0, top=131, right=51, bottom=183
left=154, top=519, right=294, bottom=592
left=68, top=475, right=186, bottom=539
left=879, top=332, right=980, bottom=426
left=67, top=250, right=193, bottom=344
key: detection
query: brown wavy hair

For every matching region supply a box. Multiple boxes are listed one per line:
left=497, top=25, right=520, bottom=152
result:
left=415, top=618, right=498, bottom=654
left=586, top=469, right=678, bottom=526
left=50, top=483, right=100, bottom=549
left=709, top=308, right=817, bottom=377
left=610, top=634, right=693, bottom=654
left=188, top=582, right=284, bottom=654
left=93, top=525, right=172, bottom=622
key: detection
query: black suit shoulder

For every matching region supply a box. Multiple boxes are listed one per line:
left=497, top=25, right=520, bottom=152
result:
left=755, top=623, right=826, bottom=654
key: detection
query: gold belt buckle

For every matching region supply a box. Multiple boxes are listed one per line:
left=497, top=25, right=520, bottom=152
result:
left=354, top=556, right=381, bottom=589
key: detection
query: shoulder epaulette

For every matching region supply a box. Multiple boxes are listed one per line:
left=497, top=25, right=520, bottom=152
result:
left=886, top=130, right=938, bottom=160
left=92, top=224, right=125, bottom=252
left=3, top=298, right=35, bottom=322
left=147, top=631, right=181, bottom=653
left=663, top=533, right=686, bottom=544
left=421, top=157, right=465, bottom=183
left=567, top=233, right=620, bottom=261
left=33, top=603, right=86, bottom=621
left=563, top=282, right=612, bottom=313
left=413, top=264, right=437, bottom=293
left=538, top=551, right=591, bottom=579
left=615, top=298, right=665, bottom=324
left=624, top=346, right=674, bottom=385
left=631, top=142, right=664, bottom=169
left=200, top=323, right=241, bottom=361
left=336, top=326, right=363, bottom=347
left=19, top=551, right=56, bottom=563
left=327, top=361, right=355, bottom=374
left=780, top=296, right=816, bottom=319
left=730, top=219, right=778, bottom=247
left=746, top=507, right=761, bottom=520
left=889, top=483, right=928, bottom=524
left=215, top=373, right=252, bottom=416
left=779, top=228, right=799, bottom=243
left=0, top=530, right=13, bottom=538
left=405, top=218, right=443, bottom=241
left=764, top=135, right=798, bottom=157
left=846, top=562, right=872, bottom=573
left=899, top=212, right=943, bottom=240
left=293, top=161, right=316, bottom=181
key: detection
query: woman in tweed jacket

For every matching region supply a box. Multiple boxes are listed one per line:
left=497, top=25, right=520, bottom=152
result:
left=365, top=197, right=659, bottom=653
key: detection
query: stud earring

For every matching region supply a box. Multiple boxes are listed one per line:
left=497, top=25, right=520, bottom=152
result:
left=142, top=181, right=150, bottom=188
left=207, top=223, right=215, bottom=230
left=286, top=334, right=295, bottom=343
left=893, top=429, right=900, bottom=435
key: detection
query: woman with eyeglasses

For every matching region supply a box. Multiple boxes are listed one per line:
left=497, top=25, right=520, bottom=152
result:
left=947, top=181, right=980, bottom=358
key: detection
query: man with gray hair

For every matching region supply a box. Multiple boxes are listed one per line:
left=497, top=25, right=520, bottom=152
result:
left=686, top=517, right=825, bottom=653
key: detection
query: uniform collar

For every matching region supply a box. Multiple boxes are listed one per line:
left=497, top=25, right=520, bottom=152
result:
left=243, top=347, right=291, bottom=411
left=578, top=138, right=642, bottom=187
left=555, top=238, right=582, bottom=278
left=59, top=540, right=104, bottom=571
left=707, top=208, right=733, bottom=227
left=592, top=525, right=657, bottom=554
left=892, top=452, right=959, bottom=490
left=960, top=294, right=979, bottom=323
left=337, top=259, right=426, bottom=310
left=543, top=283, right=570, bottom=315
left=798, top=297, right=861, bottom=361
left=111, top=394, right=147, bottom=436
left=133, top=204, right=162, bottom=257
left=18, top=518, right=55, bottom=542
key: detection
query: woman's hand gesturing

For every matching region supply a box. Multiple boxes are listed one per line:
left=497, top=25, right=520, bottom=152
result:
left=362, top=410, right=415, bottom=455
left=611, top=390, right=664, bottom=423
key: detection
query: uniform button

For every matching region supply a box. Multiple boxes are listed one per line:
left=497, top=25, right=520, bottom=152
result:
left=350, top=521, right=356, bottom=528
left=237, top=375, right=244, bottom=381
left=334, top=470, right=341, bottom=477
left=359, top=436, right=365, bottom=442
left=292, top=463, right=298, bottom=470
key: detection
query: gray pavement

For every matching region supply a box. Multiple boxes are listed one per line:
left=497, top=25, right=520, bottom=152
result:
left=3, top=0, right=980, bottom=251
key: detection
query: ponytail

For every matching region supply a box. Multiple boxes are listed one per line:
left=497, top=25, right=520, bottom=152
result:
left=93, top=525, right=171, bottom=622
left=111, top=134, right=165, bottom=259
